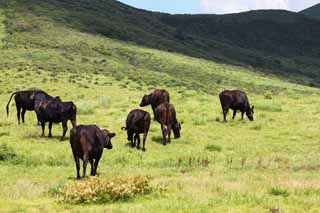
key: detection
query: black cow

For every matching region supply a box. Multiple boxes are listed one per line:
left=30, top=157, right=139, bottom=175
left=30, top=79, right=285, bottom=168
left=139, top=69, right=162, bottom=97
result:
left=140, top=89, right=170, bottom=119
left=37, top=97, right=77, bottom=141
left=155, top=103, right=183, bottom=145
left=219, top=90, right=254, bottom=122
left=70, top=125, right=116, bottom=179
left=122, top=109, right=150, bottom=151
left=6, top=90, right=53, bottom=125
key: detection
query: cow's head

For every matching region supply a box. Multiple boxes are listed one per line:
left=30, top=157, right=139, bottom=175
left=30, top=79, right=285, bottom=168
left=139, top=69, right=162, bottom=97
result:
left=173, top=121, right=183, bottom=139
left=246, top=106, right=254, bottom=121
left=140, top=94, right=151, bottom=107
left=99, top=130, right=116, bottom=149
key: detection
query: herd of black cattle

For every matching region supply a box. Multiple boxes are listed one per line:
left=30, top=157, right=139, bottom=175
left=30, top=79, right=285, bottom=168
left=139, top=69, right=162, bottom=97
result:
left=5, top=89, right=254, bottom=179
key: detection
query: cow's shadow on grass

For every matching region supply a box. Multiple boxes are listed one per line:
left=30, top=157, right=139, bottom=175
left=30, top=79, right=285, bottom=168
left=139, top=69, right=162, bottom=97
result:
left=151, top=136, right=163, bottom=144
left=23, top=133, right=69, bottom=141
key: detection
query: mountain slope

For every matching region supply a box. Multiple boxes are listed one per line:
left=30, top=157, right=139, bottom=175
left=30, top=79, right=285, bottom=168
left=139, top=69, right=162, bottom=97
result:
left=2, top=0, right=320, bottom=87
left=300, top=3, right=320, bottom=20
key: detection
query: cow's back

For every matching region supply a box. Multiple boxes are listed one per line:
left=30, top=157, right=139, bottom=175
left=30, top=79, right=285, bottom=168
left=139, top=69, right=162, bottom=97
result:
left=152, top=90, right=170, bottom=107
left=15, top=91, right=36, bottom=110
left=126, top=109, right=150, bottom=133
left=70, top=125, right=102, bottom=159
left=220, top=90, right=249, bottom=109
left=155, top=103, right=175, bottom=125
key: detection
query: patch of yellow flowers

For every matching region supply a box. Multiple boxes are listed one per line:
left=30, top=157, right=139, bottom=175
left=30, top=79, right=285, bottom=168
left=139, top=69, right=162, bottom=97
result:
left=62, top=176, right=152, bottom=204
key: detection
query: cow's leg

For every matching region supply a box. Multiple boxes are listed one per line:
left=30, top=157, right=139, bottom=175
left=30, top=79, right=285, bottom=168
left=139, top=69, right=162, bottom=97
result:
left=16, top=105, right=21, bottom=125
left=93, top=155, right=102, bottom=176
left=21, top=108, right=26, bottom=124
left=133, top=134, right=138, bottom=148
left=60, top=121, right=68, bottom=141
left=72, top=152, right=81, bottom=179
left=82, top=154, right=89, bottom=178
left=168, top=128, right=171, bottom=144
left=152, top=106, right=156, bottom=121
left=136, top=134, right=141, bottom=150
left=241, top=111, right=245, bottom=120
left=48, top=122, right=53, bottom=138
left=223, top=108, right=228, bottom=122
left=41, top=122, right=45, bottom=137
left=142, top=131, right=148, bottom=152
left=232, top=110, right=237, bottom=120
left=161, top=125, right=166, bottom=145
left=89, top=159, right=95, bottom=176
left=130, top=131, right=135, bottom=147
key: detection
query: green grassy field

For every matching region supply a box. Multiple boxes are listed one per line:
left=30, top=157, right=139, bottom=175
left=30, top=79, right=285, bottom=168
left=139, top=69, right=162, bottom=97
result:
left=1, top=2, right=320, bottom=212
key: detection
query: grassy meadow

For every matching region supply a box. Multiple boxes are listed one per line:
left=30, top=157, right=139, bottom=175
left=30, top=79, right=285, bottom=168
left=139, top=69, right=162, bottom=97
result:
left=1, top=2, right=320, bottom=212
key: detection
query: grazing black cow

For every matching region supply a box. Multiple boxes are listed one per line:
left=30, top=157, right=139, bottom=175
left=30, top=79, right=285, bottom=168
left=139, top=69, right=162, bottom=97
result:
left=155, top=103, right=183, bottom=145
left=6, top=90, right=53, bottom=125
left=140, top=89, right=170, bottom=119
left=37, top=97, right=77, bottom=141
left=121, top=109, right=150, bottom=151
left=70, top=125, right=116, bottom=179
left=219, top=90, right=254, bottom=122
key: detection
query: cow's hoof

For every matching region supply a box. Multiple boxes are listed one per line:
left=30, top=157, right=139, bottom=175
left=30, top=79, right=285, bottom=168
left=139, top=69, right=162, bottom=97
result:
left=142, top=148, right=146, bottom=152
left=48, top=135, right=52, bottom=138
left=137, top=146, right=140, bottom=150
left=60, top=138, right=64, bottom=141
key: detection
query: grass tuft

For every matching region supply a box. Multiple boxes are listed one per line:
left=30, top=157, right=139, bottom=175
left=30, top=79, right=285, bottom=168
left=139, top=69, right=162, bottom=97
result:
left=0, top=144, right=17, bottom=161
left=269, top=187, right=290, bottom=197
left=205, top=144, right=222, bottom=152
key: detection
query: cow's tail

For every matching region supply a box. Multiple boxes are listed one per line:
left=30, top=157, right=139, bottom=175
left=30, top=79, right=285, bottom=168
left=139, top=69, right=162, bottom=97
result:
left=6, top=91, right=18, bottom=117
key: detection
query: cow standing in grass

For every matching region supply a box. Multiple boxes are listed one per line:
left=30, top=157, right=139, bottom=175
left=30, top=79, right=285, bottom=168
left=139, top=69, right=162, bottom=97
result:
left=37, top=97, right=77, bottom=141
left=219, top=90, right=254, bottom=122
left=155, top=103, right=182, bottom=145
left=140, top=89, right=170, bottom=119
left=70, top=125, right=116, bottom=179
left=122, top=109, right=150, bottom=151
left=6, top=90, right=53, bottom=125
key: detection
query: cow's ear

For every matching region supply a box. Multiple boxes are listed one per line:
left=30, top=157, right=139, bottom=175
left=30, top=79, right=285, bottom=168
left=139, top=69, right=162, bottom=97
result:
left=109, top=132, right=116, bottom=138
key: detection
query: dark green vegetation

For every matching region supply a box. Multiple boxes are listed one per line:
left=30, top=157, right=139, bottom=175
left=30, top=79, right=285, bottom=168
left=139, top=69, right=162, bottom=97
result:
left=1, top=0, right=320, bottom=211
left=300, top=3, right=320, bottom=20
left=2, top=0, right=320, bottom=87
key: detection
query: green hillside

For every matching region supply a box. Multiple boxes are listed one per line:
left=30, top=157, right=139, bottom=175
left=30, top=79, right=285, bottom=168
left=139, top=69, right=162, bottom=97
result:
left=2, top=0, right=320, bottom=87
left=1, top=0, right=320, bottom=212
left=300, top=3, right=320, bottom=20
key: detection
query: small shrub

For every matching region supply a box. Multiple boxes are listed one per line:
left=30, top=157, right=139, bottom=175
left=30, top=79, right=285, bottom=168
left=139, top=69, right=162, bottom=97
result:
left=205, top=144, right=222, bottom=152
left=264, top=91, right=273, bottom=99
left=269, top=187, right=290, bottom=197
left=0, top=144, right=17, bottom=161
left=0, top=132, right=10, bottom=137
left=61, top=176, right=152, bottom=204
left=77, top=101, right=95, bottom=115
left=99, top=96, right=110, bottom=108
left=251, top=124, right=262, bottom=131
